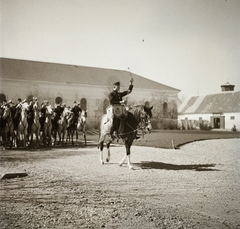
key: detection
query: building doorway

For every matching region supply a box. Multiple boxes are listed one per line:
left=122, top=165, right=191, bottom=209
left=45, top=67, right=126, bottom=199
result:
left=213, top=118, right=220, bottom=128
left=210, top=116, right=225, bottom=129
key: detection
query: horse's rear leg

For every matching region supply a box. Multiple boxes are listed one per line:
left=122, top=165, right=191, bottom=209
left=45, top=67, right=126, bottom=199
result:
left=99, top=141, right=104, bottom=165
left=83, top=132, right=86, bottom=146
left=106, top=142, right=111, bottom=163
left=9, top=134, right=13, bottom=149
left=1, top=135, right=6, bottom=150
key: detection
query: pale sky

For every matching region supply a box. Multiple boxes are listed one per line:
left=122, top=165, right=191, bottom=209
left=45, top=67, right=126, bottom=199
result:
left=1, top=0, right=240, bottom=98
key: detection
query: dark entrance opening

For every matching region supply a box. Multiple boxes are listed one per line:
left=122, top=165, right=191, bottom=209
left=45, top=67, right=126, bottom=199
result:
left=213, top=118, right=220, bottom=128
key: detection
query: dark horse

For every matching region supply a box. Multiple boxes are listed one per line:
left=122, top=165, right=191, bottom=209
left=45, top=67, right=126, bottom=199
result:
left=98, top=105, right=153, bottom=169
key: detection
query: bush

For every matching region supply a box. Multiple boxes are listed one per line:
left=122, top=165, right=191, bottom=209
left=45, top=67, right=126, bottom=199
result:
left=231, top=125, right=237, bottom=132
left=199, top=123, right=212, bottom=131
left=152, top=118, right=178, bottom=130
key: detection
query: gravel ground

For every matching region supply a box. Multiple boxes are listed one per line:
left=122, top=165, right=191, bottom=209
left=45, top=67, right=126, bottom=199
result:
left=0, top=138, right=240, bottom=229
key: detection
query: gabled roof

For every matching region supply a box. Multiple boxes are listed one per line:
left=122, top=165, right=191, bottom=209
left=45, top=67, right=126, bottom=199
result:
left=0, top=58, right=180, bottom=92
left=179, top=91, right=240, bottom=114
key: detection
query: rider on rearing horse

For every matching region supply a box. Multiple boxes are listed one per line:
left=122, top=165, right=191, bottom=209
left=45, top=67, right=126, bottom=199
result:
left=108, top=77, right=134, bottom=141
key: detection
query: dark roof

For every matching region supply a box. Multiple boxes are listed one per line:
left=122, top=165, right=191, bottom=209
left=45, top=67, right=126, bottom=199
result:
left=179, top=91, right=240, bottom=114
left=0, top=58, right=180, bottom=91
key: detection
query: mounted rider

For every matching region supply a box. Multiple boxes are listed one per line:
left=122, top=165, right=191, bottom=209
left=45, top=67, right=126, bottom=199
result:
left=108, top=77, right=134, bottom=141
left=0, top=99, right=8, bottom=130
left=52, top=102, right=65, bottom=130
left=27, top=98, right=34, bottom=131
left=39, top=100, right=48, bottom=131
left=67, top=101, right=82, bottom=129
left=11, top=98, right=23, bottom=130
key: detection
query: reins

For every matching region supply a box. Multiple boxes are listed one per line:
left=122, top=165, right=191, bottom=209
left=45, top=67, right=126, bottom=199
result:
left=119, top=116, right=150, bottom=137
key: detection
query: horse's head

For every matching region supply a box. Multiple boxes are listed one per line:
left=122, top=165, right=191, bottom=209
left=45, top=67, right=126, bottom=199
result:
left=2, top=106, right=11, bottom=119
left=33, top=101, right=39, bottom=110
left=46, top=105, right=53, bottom=115
left=139, top=105, right=153, bottom=133
left=80, top=110, right=87, bottom=123
left=77, top=110, right=87, bottom=130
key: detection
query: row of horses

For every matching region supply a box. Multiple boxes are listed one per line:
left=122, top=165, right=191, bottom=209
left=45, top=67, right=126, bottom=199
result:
left=0, top=101, right=87, bottom=149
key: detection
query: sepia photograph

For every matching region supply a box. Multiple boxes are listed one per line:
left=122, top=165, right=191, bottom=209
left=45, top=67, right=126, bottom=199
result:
left=1, top=0, right=240, bottom=228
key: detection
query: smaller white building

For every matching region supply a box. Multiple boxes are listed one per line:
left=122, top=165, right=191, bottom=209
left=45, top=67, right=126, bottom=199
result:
left=178, top=83, right=240, bottom=131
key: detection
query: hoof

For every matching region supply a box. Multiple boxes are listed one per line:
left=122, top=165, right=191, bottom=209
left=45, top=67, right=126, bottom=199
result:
left=128, top=165, right=133, bottom=170
left=101, top=161, right=104, bottom=165
left=106, top=158, right=109, bottom=163
left=119, top=163, right=123, bottom=167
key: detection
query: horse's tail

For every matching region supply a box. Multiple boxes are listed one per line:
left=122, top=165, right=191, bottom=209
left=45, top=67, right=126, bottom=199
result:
left=97, top=114, right=108, bottom=148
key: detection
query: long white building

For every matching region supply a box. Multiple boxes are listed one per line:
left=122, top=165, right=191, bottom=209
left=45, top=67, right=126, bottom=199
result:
left=0, top=58, right=180, bottom=123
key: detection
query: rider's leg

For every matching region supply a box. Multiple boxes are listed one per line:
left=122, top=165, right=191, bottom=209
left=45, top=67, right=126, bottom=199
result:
left=109, top=118, right=117, bottom=141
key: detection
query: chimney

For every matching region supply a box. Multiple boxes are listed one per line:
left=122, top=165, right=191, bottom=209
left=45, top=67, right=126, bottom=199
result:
left=221, top=82, right=235, bottom=92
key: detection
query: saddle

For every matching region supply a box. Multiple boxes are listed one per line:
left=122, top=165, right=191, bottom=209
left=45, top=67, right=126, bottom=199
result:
left=112, top=104, right=128, bottom=119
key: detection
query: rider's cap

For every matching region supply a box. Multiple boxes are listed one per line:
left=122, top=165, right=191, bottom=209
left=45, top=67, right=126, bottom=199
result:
left=17, top=98, right=21, bottom=102
left=113, top=82, right=120, bottom=86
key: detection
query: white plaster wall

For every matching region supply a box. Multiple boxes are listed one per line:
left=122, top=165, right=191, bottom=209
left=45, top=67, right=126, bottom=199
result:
left=1, top=79, right=178, bottom=120
left=224, top=113, right=240, bottom=130
left=178, top=113, right=240, bottom=131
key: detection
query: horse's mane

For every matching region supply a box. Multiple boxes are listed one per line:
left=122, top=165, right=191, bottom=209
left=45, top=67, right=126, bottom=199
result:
left=128, top=105, right=144, bottom=123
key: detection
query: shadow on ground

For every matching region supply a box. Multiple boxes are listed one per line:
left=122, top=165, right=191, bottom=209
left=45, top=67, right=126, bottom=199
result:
left=134, top=161, right=220, bottom=171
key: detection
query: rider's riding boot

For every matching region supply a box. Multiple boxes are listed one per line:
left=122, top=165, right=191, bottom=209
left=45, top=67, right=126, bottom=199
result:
left=66, top=121, right=71, bottom=129
left=108, top=128, right=116, bottom=143
left=113, top=131, right=119, bottom=139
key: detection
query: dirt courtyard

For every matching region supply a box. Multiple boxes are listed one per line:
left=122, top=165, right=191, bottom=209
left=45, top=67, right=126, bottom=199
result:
left=1, top=138, right=240, bottom=229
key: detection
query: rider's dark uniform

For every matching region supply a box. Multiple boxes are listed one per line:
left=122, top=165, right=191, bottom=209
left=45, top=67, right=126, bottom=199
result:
left=108, top=82, right=133, bottom=139
left=39, top=104, right=47, bottom=131
left=52, top=104, right=64, bottom=130
left=67, top=104, right=82, bottom=129
left=27, top=102, right=34, bottom=130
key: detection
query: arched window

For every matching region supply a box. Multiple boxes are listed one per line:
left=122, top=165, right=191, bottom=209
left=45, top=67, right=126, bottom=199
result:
left=27, top=95, right=33, bottom=103
left=103, top=99, right=109, bottom=113
left=145, top=101, right=150, bottom=108
left=0, top=94, right=6, bottom=103
left=81, top=98, right=87, bottom=111
left=55, top=96, right=62, bottom=104
left=163, top=102, right=168, bottom=118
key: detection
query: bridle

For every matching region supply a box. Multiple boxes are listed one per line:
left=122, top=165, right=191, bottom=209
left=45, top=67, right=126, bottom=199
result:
left=138, top=109, right=152, bottom=133
left=121, top=108, right=152, bottom=136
